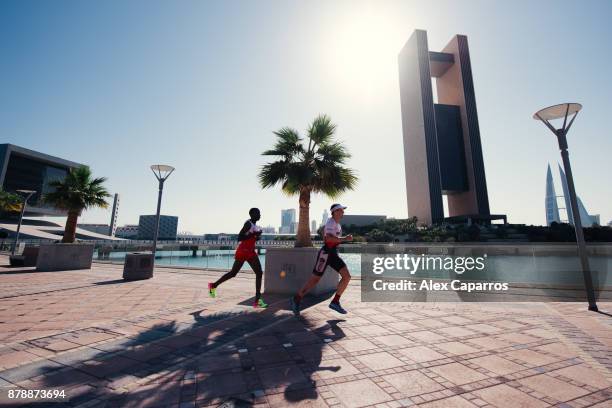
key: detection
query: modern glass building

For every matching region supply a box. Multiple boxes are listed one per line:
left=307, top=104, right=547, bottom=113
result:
left=545, top=164, right=561, bottom=226
left=280, top=209, right=296, bottom=233
left=138, top=215, right=178, bottom=240
left=0, top=144, right=82, bottom=216
left=545, top=163, right=599, bottom=227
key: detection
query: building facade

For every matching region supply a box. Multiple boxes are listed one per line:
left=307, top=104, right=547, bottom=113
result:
left=78, top=224, right=111, bottom=235
left=0, top=144, right=82, bottom=217
left=115, top=225, right=139, bottom=239
left=341, top=215, right=387, bottom=227
left=398, top=30, right=491, bottom=225
left=281, top=209, right=296, bottom=233
left=545, top=164, right=561, bottom=226
left=138, top=215, right=178, bottom=240
left=109, top=193, right=120, bottom=236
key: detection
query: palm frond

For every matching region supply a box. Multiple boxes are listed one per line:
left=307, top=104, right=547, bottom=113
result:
left=263, top=127, right=304, bottom=159
left=43, top=166, right=110, bottom=211
left=307, top=114, right=336, bottom=148
left=316, top=142, right=351, bottom=164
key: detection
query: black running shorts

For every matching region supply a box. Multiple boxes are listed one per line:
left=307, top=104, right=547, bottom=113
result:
left=312, top=245, right=346, bottom=276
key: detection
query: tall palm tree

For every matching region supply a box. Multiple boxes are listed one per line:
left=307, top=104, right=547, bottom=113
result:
left=259, top=114, right=358, bottom=247
left=44, top=166, right=111, bottom=243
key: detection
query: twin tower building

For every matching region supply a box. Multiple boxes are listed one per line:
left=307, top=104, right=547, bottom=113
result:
left=398, top=30, right=502, bottom=225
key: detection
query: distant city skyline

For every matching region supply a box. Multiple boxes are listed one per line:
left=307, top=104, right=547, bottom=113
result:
left=2, top=1, right=610, bottom=232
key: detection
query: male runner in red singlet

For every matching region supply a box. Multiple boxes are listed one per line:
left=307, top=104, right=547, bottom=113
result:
left=290, top=203, right=352, bottom=315
left=208, top=208, right=268, bottom=308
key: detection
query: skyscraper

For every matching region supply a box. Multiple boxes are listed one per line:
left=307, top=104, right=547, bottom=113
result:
left=545, top=165, right=560, bottom=226
left=322, top=209, right=329, bottom=226
left=544, top=163, right=599, bottom=227
left=108, top=193, right=120, bottom=236
left=398, top=30, right=490, bottom=225
left=280, top=209, right=296, bottom=234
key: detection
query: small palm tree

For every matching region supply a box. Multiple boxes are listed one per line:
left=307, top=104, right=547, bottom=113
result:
left=259, top=114, right=358, bottom=247
left=44, top=166, right=111, bottom=243
left=0, top=189, right=23, bottom=214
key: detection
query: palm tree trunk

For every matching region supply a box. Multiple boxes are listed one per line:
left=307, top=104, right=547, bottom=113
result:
left=295, top=187, right=312, bottom=247
left=62, top=211, right=79, bottom=243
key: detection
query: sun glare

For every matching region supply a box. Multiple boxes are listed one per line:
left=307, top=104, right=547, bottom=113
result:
left=323, top=6, right=407, bottom=99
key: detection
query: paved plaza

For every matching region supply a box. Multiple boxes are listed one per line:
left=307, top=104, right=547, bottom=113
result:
left=0, top=256, right=611, bottom=407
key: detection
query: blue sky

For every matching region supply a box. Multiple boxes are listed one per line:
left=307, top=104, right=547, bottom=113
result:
left=1, top=0, right=610, bottom=233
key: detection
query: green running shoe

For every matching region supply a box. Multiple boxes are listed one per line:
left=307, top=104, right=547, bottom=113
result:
left=254, top=298, right=268, bottom=308
left=208, top=282, right=216, bottom=298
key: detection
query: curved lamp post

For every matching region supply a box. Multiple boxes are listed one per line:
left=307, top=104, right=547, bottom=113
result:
left=12, top=190, right=36, bottom=255
left=150, top=165, right=174, bottom=259
left=533, top=103, right=597, bottom=312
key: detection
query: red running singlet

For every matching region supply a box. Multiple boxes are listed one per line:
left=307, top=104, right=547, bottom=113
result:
left=235, top=221, right=261, bottom=262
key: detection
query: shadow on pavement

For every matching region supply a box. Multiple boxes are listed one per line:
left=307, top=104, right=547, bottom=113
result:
left=20, top=292, right=338, bottom=406
left=93, top=279, right=126, bottom=285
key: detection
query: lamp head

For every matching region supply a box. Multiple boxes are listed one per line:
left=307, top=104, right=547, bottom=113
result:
left=533, top=103, right=581, bottom=121
left=150, top=165, right=175, bottom=181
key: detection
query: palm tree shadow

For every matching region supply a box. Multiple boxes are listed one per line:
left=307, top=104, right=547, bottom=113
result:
left=29, top=308, right=262, bottom=406
left=25, top=292, right=343, bottom=406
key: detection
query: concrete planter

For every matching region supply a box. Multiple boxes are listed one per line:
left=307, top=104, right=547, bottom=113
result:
left=264, top=247, right=339, bottom=296
left=9, top=246, right=39, bottom=267
left=36, top=243, right=94, bottom=272
left=123, top=253, right=154, bottom=280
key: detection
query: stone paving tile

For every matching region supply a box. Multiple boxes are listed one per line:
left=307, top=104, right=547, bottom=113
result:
left=518, top=373, right=590, bottom=402
left=383, top=370, right=444, bottom=397
left=356, top=351, right=405, bottom=371
left=503, top=348, right=560, bottom=366
left=472, top=383, right=549, bottom=408
left=550, top=364, right=611, bottom=390
left=397, top=345, right=446, bottom=363
left=435, top=341, right=480, bottom=356
left=0, top=358, right=64, bottom=382
left=428, top=363, right=488, bottom=386
left=418, top=395, right=478, bottom=407
left=335, top=338, right=378, bottom=352
left=328, top=378, right=392, bottom=407
left=467, top=355, right=525, bottom=376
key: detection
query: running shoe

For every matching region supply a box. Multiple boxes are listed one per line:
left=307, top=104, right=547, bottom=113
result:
left=289, top=296, right=300, bottom=316
left=208, top=282, right=216, bottom=298
left=254, top=298, right=268, bottom=308
left=329, top=302, right=347, bottom=314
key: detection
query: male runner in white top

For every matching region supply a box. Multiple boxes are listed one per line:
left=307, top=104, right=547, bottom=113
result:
left=290, top=203, right=353, bottom=315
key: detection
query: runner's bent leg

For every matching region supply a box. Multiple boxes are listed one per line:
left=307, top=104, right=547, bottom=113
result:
left=213, top=259, right=244, bottom=288
left=247, top=256, right=263, bottom=301
left=335, top=266, right=351, bottom=298
left=296, top=275, right=321, bottom=300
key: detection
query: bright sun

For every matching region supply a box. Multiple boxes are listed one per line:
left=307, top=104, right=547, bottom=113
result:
left=323, top=6, right=408, bottom=98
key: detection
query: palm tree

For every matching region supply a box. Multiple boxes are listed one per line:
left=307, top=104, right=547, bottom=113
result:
left=0, top=189, right=22, bottom=215
left=259, top=114, right=358, bottom=247
left=44, top=166, right=111, bottom=243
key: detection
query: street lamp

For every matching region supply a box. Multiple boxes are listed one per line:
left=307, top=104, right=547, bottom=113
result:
left=12, top=190, right=36, bottom=255
left=533, top=102, right=598, bottom=312
left=150, top=165, right=174, bottom=259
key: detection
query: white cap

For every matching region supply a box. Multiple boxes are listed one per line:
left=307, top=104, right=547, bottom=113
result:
left=330, top=203, right=347, bottom=213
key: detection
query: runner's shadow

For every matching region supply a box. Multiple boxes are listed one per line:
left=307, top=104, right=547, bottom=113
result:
left=284, top=318, right=346, bottom=403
